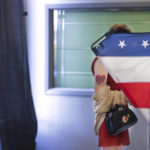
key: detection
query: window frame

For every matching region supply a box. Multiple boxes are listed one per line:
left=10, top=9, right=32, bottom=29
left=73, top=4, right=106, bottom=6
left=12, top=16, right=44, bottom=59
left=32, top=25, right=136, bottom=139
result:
left=45, top=2, right=150, bottom=96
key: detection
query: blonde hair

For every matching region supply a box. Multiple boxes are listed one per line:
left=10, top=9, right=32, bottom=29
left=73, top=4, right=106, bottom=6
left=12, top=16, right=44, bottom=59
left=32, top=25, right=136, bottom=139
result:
left=108, top=24, right=131, bottom=35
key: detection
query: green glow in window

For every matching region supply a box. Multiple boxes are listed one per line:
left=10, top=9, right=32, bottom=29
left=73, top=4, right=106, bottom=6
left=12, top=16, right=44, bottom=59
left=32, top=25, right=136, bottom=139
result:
left=53, top=10, right=150, bottom=88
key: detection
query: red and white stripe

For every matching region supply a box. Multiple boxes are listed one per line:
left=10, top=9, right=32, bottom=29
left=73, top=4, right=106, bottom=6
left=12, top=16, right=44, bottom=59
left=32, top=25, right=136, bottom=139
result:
left=98, top=57, right=150, bottom=123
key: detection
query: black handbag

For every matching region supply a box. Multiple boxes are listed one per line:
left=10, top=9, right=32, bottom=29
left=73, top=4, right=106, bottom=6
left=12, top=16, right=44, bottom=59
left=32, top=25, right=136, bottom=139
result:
left=105, top=105, right=138, bottom=136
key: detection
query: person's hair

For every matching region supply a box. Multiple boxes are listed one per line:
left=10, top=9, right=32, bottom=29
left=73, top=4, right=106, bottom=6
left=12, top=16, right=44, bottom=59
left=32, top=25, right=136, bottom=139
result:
left=108, top=24, right=131, bottom=35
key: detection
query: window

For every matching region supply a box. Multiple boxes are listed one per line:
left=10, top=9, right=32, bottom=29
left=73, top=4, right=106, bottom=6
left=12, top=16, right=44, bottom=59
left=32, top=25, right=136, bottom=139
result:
left=53, top=10, right=95, bottom=89
left=46, top=4, right=150, bottom=96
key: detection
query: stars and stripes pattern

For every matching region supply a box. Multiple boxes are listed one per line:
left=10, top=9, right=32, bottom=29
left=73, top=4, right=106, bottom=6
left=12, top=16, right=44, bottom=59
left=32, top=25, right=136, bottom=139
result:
left=118, top=40, right=149, bottom=49
left=92, top=32, right=150, bottom=123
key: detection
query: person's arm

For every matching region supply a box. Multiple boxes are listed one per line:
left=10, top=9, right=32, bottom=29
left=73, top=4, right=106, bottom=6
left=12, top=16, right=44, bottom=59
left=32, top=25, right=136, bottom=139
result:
left=92, top=59, right=113, bottom=113
left=93, top=59, right=108, bottom=92
left=93, top=59, right=129, bottom=113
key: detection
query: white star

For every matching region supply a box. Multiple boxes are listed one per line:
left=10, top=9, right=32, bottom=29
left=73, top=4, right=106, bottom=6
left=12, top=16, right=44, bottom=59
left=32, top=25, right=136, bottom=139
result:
left=142, top=40, right=149, bottom=48
left=118, top=41, right=126, bottom=49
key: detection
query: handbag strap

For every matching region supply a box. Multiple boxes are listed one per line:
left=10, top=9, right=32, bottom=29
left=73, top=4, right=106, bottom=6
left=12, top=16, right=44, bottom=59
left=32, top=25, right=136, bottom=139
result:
left=110, top=104, right=126, bottom=111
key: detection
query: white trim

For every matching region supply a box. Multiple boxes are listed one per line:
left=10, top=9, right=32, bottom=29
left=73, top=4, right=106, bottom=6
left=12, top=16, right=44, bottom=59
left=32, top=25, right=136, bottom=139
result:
left=45, top=88, right=94, bottom=96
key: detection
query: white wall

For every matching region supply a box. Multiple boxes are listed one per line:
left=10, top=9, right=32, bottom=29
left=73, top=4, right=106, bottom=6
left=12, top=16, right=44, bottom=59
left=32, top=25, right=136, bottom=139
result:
left=26, top=0, right=150, bottom=150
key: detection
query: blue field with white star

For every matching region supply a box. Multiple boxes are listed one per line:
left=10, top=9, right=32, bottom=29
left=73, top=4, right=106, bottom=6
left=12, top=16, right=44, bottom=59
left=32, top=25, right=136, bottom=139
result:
left=96, top=33, right=150, bottom=56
